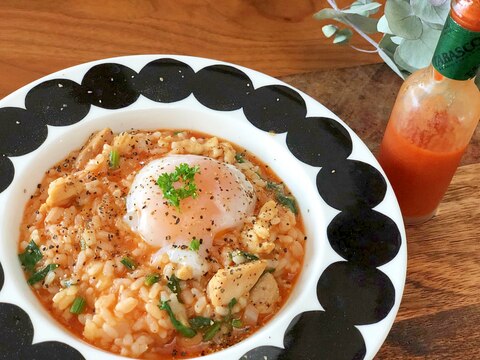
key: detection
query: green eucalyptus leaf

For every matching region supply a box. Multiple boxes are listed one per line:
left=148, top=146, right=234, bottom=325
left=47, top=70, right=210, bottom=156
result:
left=411, top=0, right=450, bottom=25
left=350, top=0, right=382, bottom=16
left=322, top=24, right=338, bottom=38
left=475, top=71, right=480, bottom=90
left=378, top=34, right=398, bottom=58
left=333, top=28, right=353, bottom=44
left=393, top=48, right=418, bottom=73
left=314, top=9, right=379, bottom=33
left=378, top=35, right=407, bottom=78
left=385, top=0, right=423, bottom=40
left=378, top=34, right=410, bottom=78
left=344, top=2, right=382, bottom=15
left=428, top=22, right=447, bottom=31
left=378, top=48, right=407, bottom=79
left=345, top=14, right=379, bottom=33
left=391, top=36, right=403, bottom=45
left=377, top=15, right=393, bottom=34
left=314, top=8, right=340, bottom=21
left=394, top=22, right=442, bottom=72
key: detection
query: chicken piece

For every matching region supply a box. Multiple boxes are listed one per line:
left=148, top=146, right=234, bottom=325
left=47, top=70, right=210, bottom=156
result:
left=241, top=200, right=279, bottom=254
left=207, top=260, right=267, bottom=307
left=45, top=175, right=83, bottom=208
left=249, top=273, right=280, bottom=314
left=112, top=132, right=133, bottom=154
left=75, top=128, right=113, bottom=169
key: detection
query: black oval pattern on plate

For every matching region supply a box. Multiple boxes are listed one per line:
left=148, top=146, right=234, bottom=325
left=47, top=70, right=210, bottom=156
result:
left=0, top=303, right=34, bottom=355
left=20, top=341, right=85, bottom=360
left=25, top=79, right=90, bottom=126
left=328, top=208, right=401, bottom=267
left=0, top=107, right=48, bottom=157
left=0, top=156, right=14, bottom=193
left=286, top=117, right=353, bottom=166
left=193, top=65, right=253, bottom=111
left=317, top=262, right=395, bottom=325
left=0, top=303, right=85, bottom=360
left=137, top=58, right=195, bottom=103
left=243, top=85, right=307, bottom=133
left=240, top=311, right=366, bottom=360
left=0, top=262, right=4, bottom=291
left=81, top=63, right=139, bottom=109
left=283, top=311, right=366, bottom=360
left=317, top=159, right=387, bottom=210
left=239, top=346, right=285, bottom=360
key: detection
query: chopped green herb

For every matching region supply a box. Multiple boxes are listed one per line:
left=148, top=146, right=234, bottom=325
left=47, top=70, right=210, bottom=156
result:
left=18, top=240, right=43, bottom=272
left=266, top=181, right=281, bottom=192
left=189, top=238, right=200, bottom=252
left=230, top=250, right=259, bottom=264
left=120, top=256, right=137, bottom=271
left=255, top=171, right=265, bottom=180
left=228, top=298, right=237, bottom=310
left=234, top=153, right=245, bottom=163
left=157, top=163, right=200, bottom=209
left=70, top=296, right=86, bottom=314
left=222, top=297, right=238, bottom=331
left=189, top=316, right=213, bottom=330
left=159, top=300, right=197, bottom=338
left=276, top=193, right=298, bottom=214
left=186, top=299, right=240, bottom=342
left=27, top=264, right=58, bottom=285
left=263, top=267, right=276, bottom=275
left=167, top=274, right=183, bottom=302
left=108, top=149, right=120, bottom=169
left=203, top=321, right=221, bottom=341
left=144, top=273, right=161, bottom=287
left=266, top=181, right=298, bottom=214
left=232, top=319, right=243, bottom=328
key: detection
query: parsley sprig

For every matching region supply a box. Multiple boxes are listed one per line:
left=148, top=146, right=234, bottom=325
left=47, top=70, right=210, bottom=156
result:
left=160, top=297, right=243, bottom=341
left=28, top=264, right=59, bottom=285
left=167, top=274, right=183, bottom=303
left=229, top=250, right=259, bottom=264
left=18, top=240, right=43, bottom=272
left=159, top=300, right=197, bottom=338
left=157, top=163, right=200, bottom=209
left=189, top=237, right=200, bottom=252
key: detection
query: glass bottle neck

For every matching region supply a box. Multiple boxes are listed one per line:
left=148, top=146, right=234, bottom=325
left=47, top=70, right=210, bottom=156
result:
left=431, top=66, right=476, bottom=83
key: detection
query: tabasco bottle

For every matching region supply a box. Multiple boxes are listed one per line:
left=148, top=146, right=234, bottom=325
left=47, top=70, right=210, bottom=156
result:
left=378, top=0, right=480, bottom=225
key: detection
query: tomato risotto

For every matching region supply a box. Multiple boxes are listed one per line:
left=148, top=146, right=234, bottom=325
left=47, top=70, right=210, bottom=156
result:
left=18, top=129, right=305, bottom=359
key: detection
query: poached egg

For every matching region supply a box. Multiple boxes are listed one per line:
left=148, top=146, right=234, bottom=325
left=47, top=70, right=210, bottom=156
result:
left=125, top=154, right=256, bottom=253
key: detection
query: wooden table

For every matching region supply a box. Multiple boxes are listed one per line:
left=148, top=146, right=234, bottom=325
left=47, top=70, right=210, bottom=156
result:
left=1, top=1, right=478, bottom=359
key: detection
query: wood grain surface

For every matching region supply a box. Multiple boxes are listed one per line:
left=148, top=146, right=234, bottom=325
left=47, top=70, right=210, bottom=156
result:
left=0, top=1, right=479, bottom=359
left=377, top=163, right=480, bottom=360
left=0, top=0, right=382, bottom=98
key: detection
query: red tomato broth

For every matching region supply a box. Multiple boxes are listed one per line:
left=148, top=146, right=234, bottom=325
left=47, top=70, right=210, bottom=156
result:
left=18, top=129, right=306, bottom=359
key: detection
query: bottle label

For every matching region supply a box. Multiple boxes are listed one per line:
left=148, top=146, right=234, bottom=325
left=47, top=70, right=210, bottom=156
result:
left=432, top=15, right=480, bottom=80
